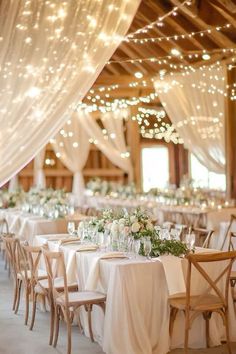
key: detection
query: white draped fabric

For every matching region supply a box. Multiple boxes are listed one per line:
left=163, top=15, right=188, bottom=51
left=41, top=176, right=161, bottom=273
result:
left=8, top=175, right=19, bottom=191
left=0, top=0, right=140, bottom=186
left=78, top=109, right=134, bottom=181
left=52, top=115, right=90, bottom=204
left=155, top=66, right=226, bottom=173
left=34, top=147, right=46, bottom=188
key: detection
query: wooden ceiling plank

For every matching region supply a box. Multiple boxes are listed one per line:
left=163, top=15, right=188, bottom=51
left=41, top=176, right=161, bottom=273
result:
left=145, top=0, right=224, bottom=50
left=171, top=0, right=235, bottom=47
left=136, top=13, right=190, bottom=65
left=210, top=2, right=236, bottom=27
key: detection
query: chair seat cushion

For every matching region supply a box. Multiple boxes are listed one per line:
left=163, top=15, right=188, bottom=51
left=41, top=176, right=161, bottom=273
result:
left=34, top=277, right=78, bottom=294
left=169, top=293, right=224, bottom=311
left=56, top=291, right=106, bottom=306
left=17, top=269, right=47, bottom=280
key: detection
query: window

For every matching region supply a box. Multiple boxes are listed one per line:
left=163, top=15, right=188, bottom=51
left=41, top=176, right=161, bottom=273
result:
left=141, top=146, right=169, bottom=192
left=190, top=154, right=226, bottom=190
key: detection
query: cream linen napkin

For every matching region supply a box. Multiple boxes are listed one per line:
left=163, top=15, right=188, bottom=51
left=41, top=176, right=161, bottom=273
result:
left=75, top=244, right=98, bottom=252
left=59, top=237, right=81, bottom=245
left=85, top=252, right=127, bottom=291
left=158, top=255, right=186, bottom=296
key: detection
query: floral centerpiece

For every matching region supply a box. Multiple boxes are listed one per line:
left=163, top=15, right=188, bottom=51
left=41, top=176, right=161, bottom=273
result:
left=0, top=189, right=25, bottom=208
left=23, top=187, right=69, bottom=218
left=86, top=207, right=188, bottom=257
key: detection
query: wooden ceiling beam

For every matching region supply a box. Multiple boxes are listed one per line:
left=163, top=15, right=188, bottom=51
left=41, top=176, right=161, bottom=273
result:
left=94, top=74, right=155, bottom=87
left=136, top=13, right=190, bottom=65
left=209, top=2, right=236, bottom=27
left=171, top=0, right=235, bottom=47
left=145, top=0, right=217, bottom=51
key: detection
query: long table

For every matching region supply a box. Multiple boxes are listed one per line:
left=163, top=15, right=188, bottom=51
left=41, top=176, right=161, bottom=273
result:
left=0, top=209, right=67, bottom=242
left=35, top=234, right=236, bottom=354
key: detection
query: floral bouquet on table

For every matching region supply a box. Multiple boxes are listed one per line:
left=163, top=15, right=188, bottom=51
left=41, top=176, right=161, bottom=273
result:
left=0, top=189, right=25, bottom=209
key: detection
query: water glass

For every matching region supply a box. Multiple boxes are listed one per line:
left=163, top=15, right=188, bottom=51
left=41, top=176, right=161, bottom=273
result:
left=134, top=239, right=141, bottom=258
left=67, top=221, right=75, bottom=236
left=143, top=238, right=152, bottom=260
left=185, top=233, right=195, bottom=250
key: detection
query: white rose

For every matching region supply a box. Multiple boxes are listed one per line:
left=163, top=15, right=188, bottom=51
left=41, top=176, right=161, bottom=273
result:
left=146, top=222, right=154, bottom=231
left=78, top=221, right=84, bottom=229
left=111, top=221, right=119, bottom=236
left=119, top=218, right=125, bottom=225
left=130, top=216, right=137, bottom=223
left=105, top=222, right=112, bottom=231
left=119, top=223, right=125, bottom=233
left=131, top=222, right=140, bottom=233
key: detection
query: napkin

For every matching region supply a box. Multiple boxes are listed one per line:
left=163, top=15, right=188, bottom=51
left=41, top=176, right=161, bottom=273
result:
left=85, top=252, right=127, bottom=291
left=59, top=237, right=81, bottom=245
left=158, top=255, right=186, bottom=296
left=75, top=244, right=98, bottom=252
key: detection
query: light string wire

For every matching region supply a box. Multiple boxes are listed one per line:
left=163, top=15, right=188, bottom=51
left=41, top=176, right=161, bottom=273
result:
left=126, top=0, right=192, bottom=38
left=123, top=23, right=231, bottom=44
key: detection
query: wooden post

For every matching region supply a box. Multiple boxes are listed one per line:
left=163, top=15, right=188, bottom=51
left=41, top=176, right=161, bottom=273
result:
left=225, top=67, right=236, bottom=199
left=126, top=117, right=141, bottom=191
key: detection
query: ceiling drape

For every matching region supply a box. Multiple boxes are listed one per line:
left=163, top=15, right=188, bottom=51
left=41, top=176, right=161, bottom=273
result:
left=77, top=109, right=134, bottom=181
left=154, top=65, right=226, bottom=174
left=51, top=115, right=90, bottom=205
left=33, top=147, right=46, bottom=189
left=0, top=0, right=141, bottom=186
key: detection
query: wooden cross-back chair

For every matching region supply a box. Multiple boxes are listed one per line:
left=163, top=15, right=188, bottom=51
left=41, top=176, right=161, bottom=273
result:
left=169, top=251, right=236, bottom=354
left=21, top=244, right=48, bottom=330
left=43, top=249, right=106, bottom=354
left=23, top=243, right=78, bottom=345
left=4, top=236, right=20, bottom=311
left=0, top=218, right=10, bottom=268
left=221, top=214, right=236, bottom=251
left=2, top=232, right=15, bottom=275
left=189, top=226, right=214, bottom=248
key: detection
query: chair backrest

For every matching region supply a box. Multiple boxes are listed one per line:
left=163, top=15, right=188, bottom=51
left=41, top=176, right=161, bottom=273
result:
left=228, top=232, right=236, bottom=252
left=43, top=249, right=69, bottom=305
left=4, top=237, right=21, bottom=277
left=189, top=227, right=214, bottom=248
left=221, top=214, right=236, bottom=250
left=186, top=251, right=236, bottom=310
left=21, top=244, right=43, bottom=285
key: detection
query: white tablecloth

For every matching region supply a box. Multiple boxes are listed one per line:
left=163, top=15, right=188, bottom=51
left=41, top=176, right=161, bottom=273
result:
left=1, top=209, right=67, bottom=243
left=35, top=235, right=236, bottom=354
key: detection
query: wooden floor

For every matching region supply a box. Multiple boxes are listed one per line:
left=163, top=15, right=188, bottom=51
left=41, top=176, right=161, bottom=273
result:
left=0, top=256, right=235, bottom=354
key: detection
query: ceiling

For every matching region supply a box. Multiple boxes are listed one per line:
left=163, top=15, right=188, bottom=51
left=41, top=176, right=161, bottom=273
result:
left=90, top=0, right=236, bottom=97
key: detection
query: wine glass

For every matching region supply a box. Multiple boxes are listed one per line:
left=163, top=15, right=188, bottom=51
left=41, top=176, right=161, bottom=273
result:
left=134, top=239, right=141, bottom=259
left=67, top=221, right=75, bottom=236
left=144, top=237, right=152, bottom=260
left=185, top=233, right=195, bottom=250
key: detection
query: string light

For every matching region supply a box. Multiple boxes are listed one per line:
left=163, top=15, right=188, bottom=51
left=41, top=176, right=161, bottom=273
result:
left=80, top=92, right=159, bottom=113
left=107, top=47, right=236, bottom=65
left=126, top=0, right=192, bottom=38
left=123, top=23, right=231, bottom=44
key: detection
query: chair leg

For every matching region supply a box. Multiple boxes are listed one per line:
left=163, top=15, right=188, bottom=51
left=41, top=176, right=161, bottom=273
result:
left=24, top=287, right=30, bottom=325
left=65, top=311, right=72, bottom=354
left=49, top=297, right=55, bottom=345
left=87, top=304, right=94, bottom=342
left=184, top=309, right=190, bottom=354
left=205, top=317, right=210, bottom=348
left=8, top=263, right=11, bottom=278
left=53, top=306, right=60, bottom=348
left=225, top=312, right=232, bottom=354
left=30, top=292, right=38, bottom=330
left=12, top=280, right=18, bottom=311
left=14, top=280, right=22, bottom=314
